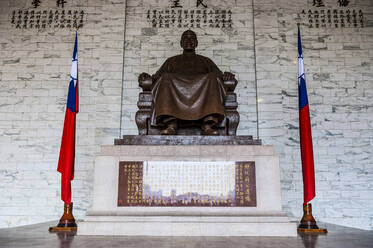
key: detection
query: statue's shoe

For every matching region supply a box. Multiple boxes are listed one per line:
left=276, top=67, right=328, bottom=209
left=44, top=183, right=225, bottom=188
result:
left=202, top=124, right=219, bottom=136
left=160, top=126, right=177, bottom=135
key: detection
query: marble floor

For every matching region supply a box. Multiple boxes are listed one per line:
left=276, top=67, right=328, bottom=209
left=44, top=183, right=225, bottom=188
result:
left=0, top=221, right=372, bottom=248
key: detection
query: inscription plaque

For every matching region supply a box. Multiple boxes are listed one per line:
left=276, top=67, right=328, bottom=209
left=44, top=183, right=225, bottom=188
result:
left=118, top=161, right=256, bottom=207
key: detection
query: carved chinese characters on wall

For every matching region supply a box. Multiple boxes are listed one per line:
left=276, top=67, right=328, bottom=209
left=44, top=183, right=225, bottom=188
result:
left=299, top=0, right=365, bottom=28
left=10, top=0, right=86, bottom=29
left=301, top=8, right=364, bottom=28
left=10, top=9, right=85, bottom=29
left=118, top=161, right=256, bottom=207
left=147, top=9, right=233, bottom=29
left=146, top=0, right=232, bottom=29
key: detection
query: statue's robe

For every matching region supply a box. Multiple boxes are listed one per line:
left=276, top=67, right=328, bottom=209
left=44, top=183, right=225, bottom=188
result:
left=151, top=53, right=226, bottom=126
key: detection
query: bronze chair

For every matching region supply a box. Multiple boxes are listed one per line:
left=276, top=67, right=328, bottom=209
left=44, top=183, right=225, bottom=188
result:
left=135, top=79, right=239, bottom=136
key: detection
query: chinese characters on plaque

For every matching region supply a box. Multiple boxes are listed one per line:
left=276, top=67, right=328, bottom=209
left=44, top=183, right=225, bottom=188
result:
left=118, top=161, right=256, bottom=207
left=10, top=0, right=86, bottom=29
left=299, top=0, right=365, bottom=28
left=235, top=162, right=255, bottom=206
left=117, top=162, right=143, bottom=206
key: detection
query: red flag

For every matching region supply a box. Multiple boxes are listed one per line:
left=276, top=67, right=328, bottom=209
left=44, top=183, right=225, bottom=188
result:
left=57, top=32, right=78, bottom=205
left=298, top=27, right=316, bottom=204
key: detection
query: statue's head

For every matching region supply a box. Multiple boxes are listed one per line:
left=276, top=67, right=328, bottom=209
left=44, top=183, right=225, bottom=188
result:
left=180, top=30, right=198, bottom=51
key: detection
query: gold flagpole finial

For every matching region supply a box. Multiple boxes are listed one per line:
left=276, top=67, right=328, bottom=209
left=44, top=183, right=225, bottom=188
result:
left=295, top=14, right=302, bottom=27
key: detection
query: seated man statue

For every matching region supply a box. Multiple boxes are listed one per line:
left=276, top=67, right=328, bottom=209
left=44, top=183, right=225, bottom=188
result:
left=138, top=30, right=237, bottom=135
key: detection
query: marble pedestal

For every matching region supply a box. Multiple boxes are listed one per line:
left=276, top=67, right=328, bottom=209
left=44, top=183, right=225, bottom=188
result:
left=78, top=143, right=297, bottom=236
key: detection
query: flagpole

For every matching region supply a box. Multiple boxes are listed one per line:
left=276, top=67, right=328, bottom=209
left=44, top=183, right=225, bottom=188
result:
left=296, top=21, right=327, bottom=234
left=50, top=30, right=79, bottom=233
left=251, top=0, right=260, bottom=140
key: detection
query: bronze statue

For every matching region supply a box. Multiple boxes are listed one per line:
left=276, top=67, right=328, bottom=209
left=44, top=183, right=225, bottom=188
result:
left=137, top=30, right=239, bottom=136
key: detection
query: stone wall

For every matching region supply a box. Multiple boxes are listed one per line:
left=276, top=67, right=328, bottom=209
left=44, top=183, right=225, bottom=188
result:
left=254, top=0, right=373, bottom=230
left=0, top=0, right=125, bottom=227
left=0, top=0, right=372, bottom=230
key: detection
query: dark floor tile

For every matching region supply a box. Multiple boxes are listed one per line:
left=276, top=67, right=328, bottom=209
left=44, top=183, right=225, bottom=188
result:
left=0, top=222, right=372, bottom=248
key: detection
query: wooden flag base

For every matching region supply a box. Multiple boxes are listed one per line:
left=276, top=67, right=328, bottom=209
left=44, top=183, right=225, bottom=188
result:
left=49, top=202, right=77, bottom=232
left=297, top=203, right=327, bottom=234
left=49, top=226, right=77, bottom=232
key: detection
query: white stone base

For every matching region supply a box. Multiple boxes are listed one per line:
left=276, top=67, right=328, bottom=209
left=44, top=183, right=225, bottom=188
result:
left=78, top=145, right=297, bottom=236
left=79, top=209, right=296, bottom=236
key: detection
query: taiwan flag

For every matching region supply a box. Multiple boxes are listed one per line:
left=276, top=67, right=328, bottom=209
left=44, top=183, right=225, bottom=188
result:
left=57, top=32, right=79, bottom=205
left=298, top=27, right=316, bottom=204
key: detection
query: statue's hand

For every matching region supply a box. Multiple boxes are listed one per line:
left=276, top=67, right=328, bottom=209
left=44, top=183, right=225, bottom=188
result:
left=222, top=72, right=236, bottom=81
left=138, top=73, right=153, bottom=91
left=138, top=72, right=152, bottom=84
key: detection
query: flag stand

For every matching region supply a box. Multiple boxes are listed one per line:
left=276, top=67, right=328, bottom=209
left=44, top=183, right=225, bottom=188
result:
left=49, top=202, right=77, bottom=232
left=297, top=203, right=327, bottom=233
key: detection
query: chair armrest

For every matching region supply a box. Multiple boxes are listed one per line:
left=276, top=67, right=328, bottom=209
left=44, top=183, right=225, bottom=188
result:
left=223, top=79, right=238, bottom=92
